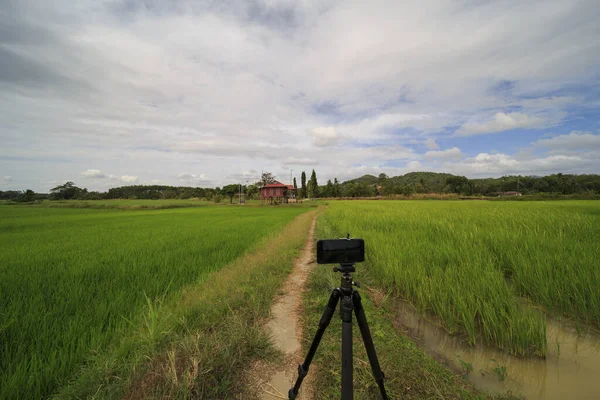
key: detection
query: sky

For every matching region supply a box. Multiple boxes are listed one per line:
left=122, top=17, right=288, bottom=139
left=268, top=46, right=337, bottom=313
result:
left=1, top=0, right=600, bottom=192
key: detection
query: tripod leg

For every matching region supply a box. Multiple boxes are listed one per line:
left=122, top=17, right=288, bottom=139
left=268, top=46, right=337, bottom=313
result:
left=352, top=291, right=389, bottom=400
left=340, top=294, right=354, bottom=400
left=289, top=289, right=341, bottom=400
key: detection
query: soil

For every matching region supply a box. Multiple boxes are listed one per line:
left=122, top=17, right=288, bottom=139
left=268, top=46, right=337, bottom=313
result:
left=246, top=217, right=317, bottom=400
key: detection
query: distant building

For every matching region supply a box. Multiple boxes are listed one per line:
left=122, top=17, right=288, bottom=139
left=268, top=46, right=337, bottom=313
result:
left=259, top=181, right=296, bottom=203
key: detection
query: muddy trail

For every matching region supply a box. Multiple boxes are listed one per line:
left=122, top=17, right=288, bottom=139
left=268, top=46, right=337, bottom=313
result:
left=247, top=217, right=316, bottom=399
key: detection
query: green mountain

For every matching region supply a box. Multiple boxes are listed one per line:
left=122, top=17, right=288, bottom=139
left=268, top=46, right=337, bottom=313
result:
left=389, top=172, right=456, bottom=192
left=345, top=172, right=456, bottom=192
left=345, top=174, right=378, bottom=185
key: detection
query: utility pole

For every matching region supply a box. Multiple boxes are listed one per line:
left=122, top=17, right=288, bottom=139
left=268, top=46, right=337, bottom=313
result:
left=290, top=169, right=294, bottom=185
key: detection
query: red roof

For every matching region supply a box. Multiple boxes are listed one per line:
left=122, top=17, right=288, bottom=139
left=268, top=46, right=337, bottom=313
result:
left=260, top=181, right=297, bottom=190
left=262, top=181, right=287, bottom=188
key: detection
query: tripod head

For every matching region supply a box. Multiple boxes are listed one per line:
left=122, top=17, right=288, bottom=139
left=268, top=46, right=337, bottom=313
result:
left=333, top=263, right=360, bottom=292
left=333, top=263, right=355, bottom=273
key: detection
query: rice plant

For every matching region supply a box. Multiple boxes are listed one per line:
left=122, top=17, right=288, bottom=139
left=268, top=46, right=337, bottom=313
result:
left=317, top=200, right=600, bottom=356
left=0, top=205, right=307, bottom=399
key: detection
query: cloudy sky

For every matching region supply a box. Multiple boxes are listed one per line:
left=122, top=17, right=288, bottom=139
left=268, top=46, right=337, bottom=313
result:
left=1, top=0, right=599, bottom=192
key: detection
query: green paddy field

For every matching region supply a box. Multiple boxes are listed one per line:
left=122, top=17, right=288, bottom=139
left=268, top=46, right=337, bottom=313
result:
left=1, top=200, right=599, bottom=398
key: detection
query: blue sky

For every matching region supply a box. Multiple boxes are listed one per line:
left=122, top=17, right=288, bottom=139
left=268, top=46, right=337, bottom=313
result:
left=1, top=0, right=599, bottom=191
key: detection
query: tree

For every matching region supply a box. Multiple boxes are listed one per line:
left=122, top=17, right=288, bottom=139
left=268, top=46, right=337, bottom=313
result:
left=419, top=177, right=427, bottom=193
left=378, top=173, right=388, bottom=184
left=50, top=182, right=86, bottom=200
left=0, top=191, right=23, bottom=201
left=162, top=188, right=177, bottom=199
left=382, top=184, right=397, bottom=196
left=86, top=191, right=103, bottom=200
left=445, top=176, right=469, bottom=194
left=400, top=184, right=415, bottom=196
left=17, top=189, right=36, bottom=203
left=300, top=171, right=307, bottom=198
left=259, top=172, right=276, bottom=187
left=307, top=169, right=319, bottom=198
left=246, top=184, right=259, bottom=199
left=344, top=182, right=375, bottom=197
left=221, top=184, right=239, bottom=204
left=333, top=178, right=341, bottom=197
left=323, top=179, right=334, bottom=197
left=293, top=177, right=297, bottom=190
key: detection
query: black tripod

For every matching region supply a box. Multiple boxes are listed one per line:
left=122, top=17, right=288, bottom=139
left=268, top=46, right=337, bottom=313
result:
left=289, top=263, right=388, bottom=400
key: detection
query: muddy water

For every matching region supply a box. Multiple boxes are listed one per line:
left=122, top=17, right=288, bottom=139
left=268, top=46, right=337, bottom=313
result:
left=394, top=300, right=600, bottom=399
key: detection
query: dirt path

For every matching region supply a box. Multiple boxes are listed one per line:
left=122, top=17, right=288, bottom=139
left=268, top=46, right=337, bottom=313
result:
left=248, top=217, right=317, bottom=400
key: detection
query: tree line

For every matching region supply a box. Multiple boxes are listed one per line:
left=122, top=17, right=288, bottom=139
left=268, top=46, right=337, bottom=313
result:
left=339, top=172, right=600, bottom=197
left=2, top=171, right=600, bottom=202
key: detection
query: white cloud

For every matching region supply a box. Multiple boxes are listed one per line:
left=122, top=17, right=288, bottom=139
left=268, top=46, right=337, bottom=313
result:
left=177, top=173, right=213, bottom=186
left=358, top=113, right=431, bottom=132
left=80, top=169, right=106, bottom=179
left=226, top=170, right=261, bottom=183
left=3, top=176, right=13, bottom=182
left=120, top=175, right=138, bottom=183
left=423, top=138, right=439, bottom=150
left=1, top=1, right=599, bottom=191
left=407, top=161, right=423, bottom=170
left=534, top=131, right=600, bottom=150
left=283, top=157, right=319, bottom=166
left=456, top=113, right=547, bottom=136
left=80, top=170, right=137, bottom=184
left=424, top=147, right=462, bottom=160
left=442, top=152, right=593, bottom=177
left=311, top=127, right=339, bottom=147
left=470, top=153, right=521, bottom=171
left=178, top=173, right=206, bottom=182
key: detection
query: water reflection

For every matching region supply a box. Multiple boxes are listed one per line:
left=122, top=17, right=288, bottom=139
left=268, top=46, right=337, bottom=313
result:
left=393, top=299, right=600, bottom=399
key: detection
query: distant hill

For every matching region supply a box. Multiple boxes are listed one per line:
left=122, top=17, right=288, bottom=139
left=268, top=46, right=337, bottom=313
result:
left=345, top=174, right=378, bottom=185
left=345, top=172, right=457, bottom=192
left=389, top=172, right=456, bottom=192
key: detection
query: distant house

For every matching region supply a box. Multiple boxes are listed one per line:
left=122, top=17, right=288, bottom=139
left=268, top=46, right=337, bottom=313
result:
left=497, top=191, right=522, bottom=197
left=259, top=181, right=296, bottom=203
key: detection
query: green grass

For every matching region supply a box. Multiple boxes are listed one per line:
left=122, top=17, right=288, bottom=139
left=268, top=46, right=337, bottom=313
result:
left=54, top=209, right=320, bottom=399
left=5, top=198, right=322, bottom=210
left=7, top=199, right=225, bottom=210
left=317, top=200, right=600, bottom=356
left=0, top=205, right=309, bottom=399
left=41, top=199, right=214, bottom=209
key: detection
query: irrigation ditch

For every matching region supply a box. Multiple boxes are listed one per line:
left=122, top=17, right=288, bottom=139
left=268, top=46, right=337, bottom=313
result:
left=391, top=296, right=600, bottom=399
